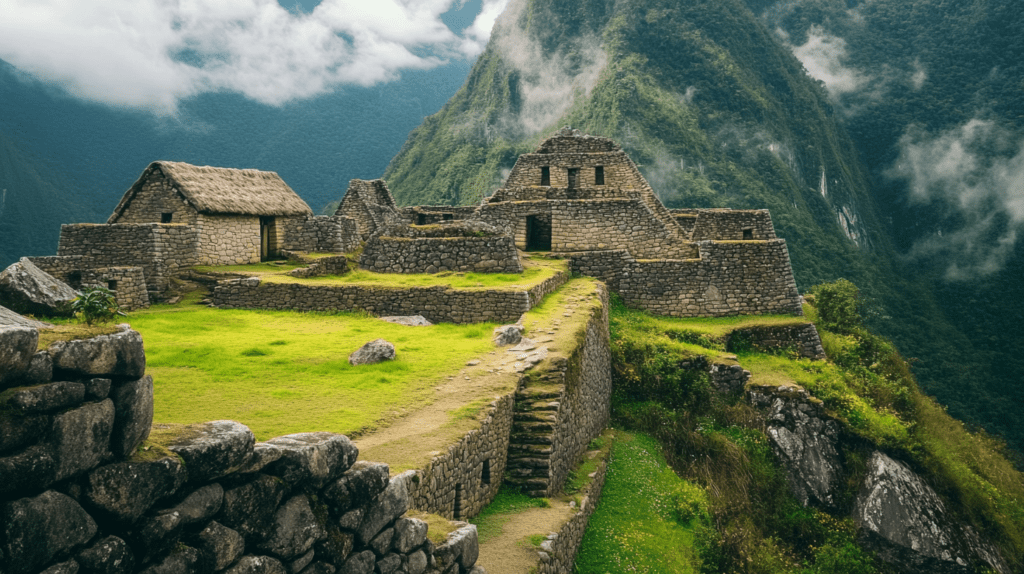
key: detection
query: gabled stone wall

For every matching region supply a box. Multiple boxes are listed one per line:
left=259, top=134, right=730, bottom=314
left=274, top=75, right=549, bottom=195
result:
left=108, top=168, right=198, bottom=225
left=671, top=208, right=777, bottom=241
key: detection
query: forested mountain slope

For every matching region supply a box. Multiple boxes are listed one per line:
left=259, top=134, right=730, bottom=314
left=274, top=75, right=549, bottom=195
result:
left=383, top=0, right=1023, bottom=456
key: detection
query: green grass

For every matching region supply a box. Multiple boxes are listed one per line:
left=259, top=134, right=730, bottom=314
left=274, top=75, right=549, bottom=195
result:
left=470, top=487, right=552, bottom=543
left=575, top=431, right=705, bottom=573
left=125, top=306, right=498, bottom=440
left=192, top=261, right=306, bottom=275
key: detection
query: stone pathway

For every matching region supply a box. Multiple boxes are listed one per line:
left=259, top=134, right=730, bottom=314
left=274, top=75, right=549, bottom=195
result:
left=475, top=503, right=574, bottom=574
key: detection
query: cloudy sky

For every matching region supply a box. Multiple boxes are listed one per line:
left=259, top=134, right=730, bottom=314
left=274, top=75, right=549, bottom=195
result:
left=0, top=0, right=508, bottom=114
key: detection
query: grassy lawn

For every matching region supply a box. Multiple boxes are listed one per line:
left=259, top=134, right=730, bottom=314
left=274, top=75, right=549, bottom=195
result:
left=126, top=306, right=498, bottom=441
left=575, top=431, right=705, bottom=573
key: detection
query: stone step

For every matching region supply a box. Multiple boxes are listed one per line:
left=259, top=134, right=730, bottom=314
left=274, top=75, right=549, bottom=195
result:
left=508, top=444, right=552, bottom=456
left=504, top=477, right=549, bottom=491
left=513, top=421, right=555, bottom=433
left=512, top=412, right=556, bottom=423
left=504, top=457, right=550, bottom=469
left=516, top=400, right=560, bottom=412
left=516, top=389, right=561, bottom=400
left=507, top=467, right=549, bottom=478
left=511, top=433, right=553, bottom=445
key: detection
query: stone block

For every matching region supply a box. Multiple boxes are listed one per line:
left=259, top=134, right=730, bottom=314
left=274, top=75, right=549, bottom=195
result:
left=23, top=351, right=54, bottom=386
left=347, top=339, right=395, bottom=366
left=84, top=456, right=187, bottom=523
left=258, top=495, right=327, bottom=561
left=49, top=329, right=146, bottom=379
left=288, top=549, right=315, bottom=574
left=76, top=536, right=135, bottom=574
left=322, top=461, right=389, bottom=515
left=0, top=444, right=58, bottom=497
left=0, top=381, right=85, bottom=414
left=166, top=420, right=254, bottom=482
left=0, top=258, right=78, bottom=317
left=136, top=545, right=204, bottom=574
left=219, top=474, right=289, bottom=544
left=298, top=562, right=336, bottom=574
left=391, top=518, right=428, bottom=554
left=338, top=550, right=375, bottom=574
left=109, top=375, right=154, bottom=457
left=0, top=412, right=50, bottom=454
left=191, top=521, right=245, bottom=572
left=356, top=471, right=414, bottom=545
left=50, top=399, right=115, bottom=481
left=85, top=378, right=112, bottom=400
left=265, top=433, right=357, bottom=489
left=2, top=490, right=98, bottom=574
left=0, top=325, right=39, bottom=389
left=225, top=555, right=288, bottom=574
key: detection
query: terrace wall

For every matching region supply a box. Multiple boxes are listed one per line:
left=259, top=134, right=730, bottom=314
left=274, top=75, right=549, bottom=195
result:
left=0, top=326, right=481, bottom=574
left=533, top=454, right=610, bottom=574
left=360, top=236, right=522, bottom=274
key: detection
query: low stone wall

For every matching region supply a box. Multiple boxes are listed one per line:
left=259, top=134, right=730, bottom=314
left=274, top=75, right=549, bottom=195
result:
left=0, top=326, right=482, bottom=574
left=569, top=240, right=803, bottom=317
left=286, top=255, right=350, bottom=278
left=727, top=323, right=826, bottom=360
left=413, top=395, right=514, bottom=520
left=360, top=236, right=522, bottom=274
left=280, top=215, right=360, bottom=254
left=81, top=267, right=151, bottom=311
left=533, top=454, right=610, bottom=574
left=210, top=273, right=569, bottom=324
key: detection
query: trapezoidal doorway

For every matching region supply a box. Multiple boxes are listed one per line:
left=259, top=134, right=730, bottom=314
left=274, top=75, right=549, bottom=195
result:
left=525, top=214, right=552, bottom=251
left=260, top=216, right=277, bottom=261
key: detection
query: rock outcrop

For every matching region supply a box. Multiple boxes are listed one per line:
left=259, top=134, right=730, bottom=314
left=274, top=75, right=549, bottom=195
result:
left=348, top=339, right=396, bottom=366
left=0, top=304, right=51, bottom=328
left=0, top=258, right=78, bottom=317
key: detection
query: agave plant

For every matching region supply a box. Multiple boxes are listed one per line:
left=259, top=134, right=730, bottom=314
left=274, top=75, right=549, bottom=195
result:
left=70, top=286, right=126, bottom=326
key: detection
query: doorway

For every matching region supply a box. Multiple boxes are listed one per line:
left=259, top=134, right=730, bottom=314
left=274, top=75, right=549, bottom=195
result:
left=260, top=216, right=276, bottom=261
left=525, top=214, right=552, bottom=251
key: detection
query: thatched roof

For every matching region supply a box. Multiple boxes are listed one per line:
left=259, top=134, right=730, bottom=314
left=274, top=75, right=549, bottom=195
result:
left=109, top=161, right=312, bottom=222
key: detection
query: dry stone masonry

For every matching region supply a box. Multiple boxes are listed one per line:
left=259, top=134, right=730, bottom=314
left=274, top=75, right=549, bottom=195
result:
left=360, top=223, right=522, bottom=275
left=0, top=326, right=484, bottom=574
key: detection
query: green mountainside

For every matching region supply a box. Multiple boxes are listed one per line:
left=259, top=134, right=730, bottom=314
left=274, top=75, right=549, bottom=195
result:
left=384, top=0, right=1023, bottom=456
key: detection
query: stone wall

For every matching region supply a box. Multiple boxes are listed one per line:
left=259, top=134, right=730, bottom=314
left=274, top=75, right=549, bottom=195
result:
left=48, top=223, right=200, bottom=294
left=0, top=325, right=482, bottom=574
left=195, top=214, right=261, bottom=266
left=360, top=237, right=522, bottom=274
left=285, top=255, right=350, bottom=278
left=727, top=324, right=826, bottom=360
left=533, top=454, right=610, bottom=574
left=671, top=209, right=777, bottom=241
left=108, top=168, right=197, bottom=225
left=569, top=241, right=803, bottom=317
left=336, top=180, right=401, bottom=240
left=80, top=267, right=151, bottom=311
left=400, top=207, right=478, bottom=225
left=412, top=395, right=513, bottom=520
left=279, top=215, right=360, bottom=254
left=210, top=271, right=569, bottom=324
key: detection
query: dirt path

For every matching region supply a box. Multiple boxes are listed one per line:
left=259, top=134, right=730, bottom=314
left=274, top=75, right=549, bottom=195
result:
left=476, top=503, right=575, bottom=574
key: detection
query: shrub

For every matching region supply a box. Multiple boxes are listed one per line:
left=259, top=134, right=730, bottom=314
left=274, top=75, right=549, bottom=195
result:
left=70, top=286, right=125, bottom=326
left=810, top=279, right=862, bottom=334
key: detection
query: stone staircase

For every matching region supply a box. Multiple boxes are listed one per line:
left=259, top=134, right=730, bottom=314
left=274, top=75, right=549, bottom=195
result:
left=505, top=387, right=561, bottom=496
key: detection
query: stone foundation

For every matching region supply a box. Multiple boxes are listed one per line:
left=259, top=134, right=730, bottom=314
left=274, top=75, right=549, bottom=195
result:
left=80, top=267, right=150, bottom=311
left=727, top=323, right=826, bottom=360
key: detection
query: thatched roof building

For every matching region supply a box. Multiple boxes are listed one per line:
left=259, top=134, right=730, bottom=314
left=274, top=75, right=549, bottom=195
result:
left=108, top=161, right=312, bottom=223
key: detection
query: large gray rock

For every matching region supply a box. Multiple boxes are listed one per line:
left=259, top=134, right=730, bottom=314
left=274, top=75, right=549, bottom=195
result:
left=76, top=536, right=135, bottom=574
left=0, top=325, right=37, bottom=389
left=24, top=350, right=55, bottom=385
left=191, top=521, right=245, bottom=571
left=322, top=461, right=389, bottom=514
left=748, top=384, right=842, bottom=507
left=855, top=451, right=1009, bottom=574
left=127, top=511, right=186, bottom=564
left=258, top=495, right=327, bottom=560
left=392, top=518, right=428, bottom=554
left=49, top=328, right=146, bottom=379
left=347, top=339, right=395, bottom=366
left=0, top=381, right=86, bottom=414
left=84, top=455, right=187, bottom=523
left=51, top=399, right=115, bottom=481
left=379, top=316, right=432, bottom=326
left=109, top=375, right=154, bottom=457
left=237, top=442, right=286, bottom=474
left=356, top=471, right=415, bottom=544
left=264, top=433, right=358, bottom=489
left=339, top=550, right=375, bottom=574
left=0, top=413, right=49, bottom=454
left=225, top=555, right=288, bottom=574
left=0, top=444, right=57, bottom=497
left=136, top=545, right=203, bottom=574
left=2, top=490, right=98, bottom=574
left=219, top=474, right=289, bottom=543
left=492, top=324, right=524, bottom=346
left=433, top=525, right=479, bottom=571
left=0, top=304, right=51, bottom=328
left=314, top=530, right=354, bottom=566
left=166, top=420, right=255, bottom=482
left=41, top=559, right=80, bottom=574
left=173, top=483, right=224, bottom=524
left=375, top=554, right=401, bottom=574
left=0, top=258, right=78, bottom=317
left=403, top=550, right=427, bottom=574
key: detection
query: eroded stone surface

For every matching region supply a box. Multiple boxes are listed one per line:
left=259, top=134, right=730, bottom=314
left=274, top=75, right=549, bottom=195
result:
left=258, top=495, right=327, bottom=561
left=166, top=420, right=255, bottom=483
left=2, top=490, right=98, bottom=574
left=492, top=324, right=524, bottom=346
left=322, top=461, right=389, bottom=515
left=75, top=536, right=135, bottom=574
left=347, top=339, right=395, bottom=366
left=225, top=555, right=288, bottom=574
left=219, top=474, right=289, bottom=544
left=0, top=325, right=38, bottom=389
left=109, top=375, right=154, bottom=457
left=356, top=472, right=413, bottom=544
left=0, top=258, right=77, bottom=317
left=49, top=329, right=146, bottom=379
left=84, top=456, right=187, bottom=523
left=51, top=399, right=115, bottom=482
left=265, top=433, right=357, bottom=489
left=192, top=521, right=245, bottom=571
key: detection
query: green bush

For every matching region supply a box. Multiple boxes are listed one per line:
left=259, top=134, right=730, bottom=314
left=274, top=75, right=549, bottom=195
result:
left=70, top=286, right=125, bottom=326
left=810, top=280, right=862, bottom=334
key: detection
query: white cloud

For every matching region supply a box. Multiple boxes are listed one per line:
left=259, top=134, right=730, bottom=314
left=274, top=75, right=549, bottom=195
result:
left=789, top=25, right=866, bottom=99
left=0, top=0, right=503, bottom=114
left=890, top=119, right=1024, bottom=279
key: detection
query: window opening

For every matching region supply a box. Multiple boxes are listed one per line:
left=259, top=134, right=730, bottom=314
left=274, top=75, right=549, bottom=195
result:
left=525, top=214, right=552, bottom=251
left=417, top=213, right=426, bottom=225
left=567, top=168, right=579, bottom=189
left=107, top=280, right=118, bottom=291
left=594, top=166, right=605, bottom=185
left=453, top=483, right=464, bottom=519
left=482, top=460, right=491, bottom=486
left=540, top=166, right=550, bottom=186
left=161, top=212, right=173, bottom=223
left=743, top=229, right=754, bottom=240
left=443, top=213, right=454, bottom=221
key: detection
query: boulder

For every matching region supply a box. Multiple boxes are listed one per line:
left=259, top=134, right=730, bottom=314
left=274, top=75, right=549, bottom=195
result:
left=51, top=399, right=115, bottom=481
left=0, top=325, right=37, bottom=389
left=339, top=550, right=375, bottom=574
left=403, top=550, right=428, bottom=574
left=379, top=316, right=432, bottom=326
left=375, top=554, right=401, bottom=574
left=492, top=324, right=524, bottom=346
left=85, top=378, right=112, bottom=401
left=191, top=521, right=245, bottom=571
left=433, top=525, right=479, bottom=571
left=76, top=536, right=136, bottom=574
left=109, top=375, right=154, bottom=457
left=0, top=258, right=78, bottom=317
left=347, top=339, right=395, bottom=366
left=356, top=471, right=415, bottom=545
left=165, top=420, right=255, bottom=483
left=314, top=530, right=354, bottom=566
left=136, top=545, right=204, bottom=574
left=127, top=511, right=186, bottom=564
left=322, top=461, right=389, bottom=514
left=2, top=490, right=98, bottom=574
left=237, top=442, right=286, bottom=474
left=0, top=444, right=57, bottom=497
left=41, top=560, right=80, bottom=574
left=0, top=304, right=51, bottom=328
left=264, top=433, right=358, bottom=489
left=392, top=518, right=428, bottom=554
left=258, top=495, right=327, bottom=560
left=854, top=451, right=1009, bottom=574
left=23, top=350, right=54, bottom=385
left=49, top=328, right=146, bottom=379
left=748, top=384, right=842, bottom=507
left=368, top=528, right=394, bottom=556
left=172, top=483, right=224, bottom=525
left=299, top=562, right=336, bottom=574
left=0, top=413, right=50, bottom=454
left=84, top=456, right=187, bottom=523
left=219, top=474, right=289, bottom=543
left=1, top=381, right=86, bottom=414
left=288, top=549, right=315, bottom=574
left=225, top=555, right=288, bottom=574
